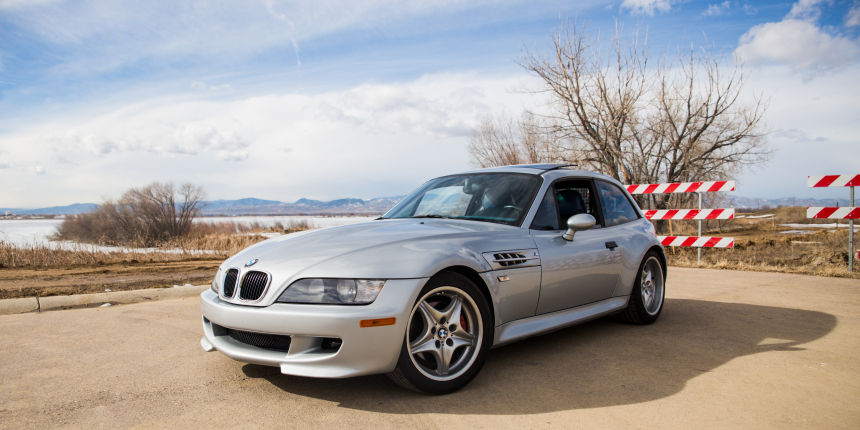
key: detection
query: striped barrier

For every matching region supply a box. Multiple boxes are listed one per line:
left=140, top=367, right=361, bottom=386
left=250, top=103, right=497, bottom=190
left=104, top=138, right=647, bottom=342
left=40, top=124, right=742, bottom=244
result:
left=807, top=207, right=860, bottom=219
left=807, top=174, right=858, bottom=272
left=657, top=236, right=734, bottom=248
left=643, top=208, right=734, bottom=220
left=627, top=179, right=735, bottom=253
left=626, top=180, right=735, bottom=195
left=808, top=175, right=860, bottom=188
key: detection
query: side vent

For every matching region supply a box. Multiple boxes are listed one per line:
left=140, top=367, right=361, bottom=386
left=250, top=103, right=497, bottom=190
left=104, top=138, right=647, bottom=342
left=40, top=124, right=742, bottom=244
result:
left=493, top=252, right=529, bottom=267
left=483, top=249, right=540, bottom=270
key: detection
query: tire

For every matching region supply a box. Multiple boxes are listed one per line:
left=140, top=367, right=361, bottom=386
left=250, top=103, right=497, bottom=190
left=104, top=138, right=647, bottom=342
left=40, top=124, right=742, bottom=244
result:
left=388, top=272, right=493, bottom=394
left=620, top=251, right=666, bottom=324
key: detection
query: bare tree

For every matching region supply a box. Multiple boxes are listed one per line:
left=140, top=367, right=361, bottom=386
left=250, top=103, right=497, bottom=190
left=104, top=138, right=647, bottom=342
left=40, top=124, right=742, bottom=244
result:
left=123, top=182, right=204, bottom=240
left=473, top=22, right=768, bottom=210
left=57, top=182, right=205, bottom=246
left=468, top=112, right=562, bottom=168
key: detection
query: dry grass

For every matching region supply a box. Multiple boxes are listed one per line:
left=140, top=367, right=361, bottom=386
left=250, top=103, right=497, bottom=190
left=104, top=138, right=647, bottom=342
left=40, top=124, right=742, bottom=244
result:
left=0, top=219, right=314, bottom=269
left=0, top=240, right=214, bottom=269
left=3, top=210, right=856, bottom=278
left=667, top=208, right=859, bottom=278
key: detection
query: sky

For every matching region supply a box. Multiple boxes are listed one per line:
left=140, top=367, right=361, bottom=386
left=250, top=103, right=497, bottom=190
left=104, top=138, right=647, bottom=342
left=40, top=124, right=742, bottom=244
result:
left=0, top=0, right=858, bottom=207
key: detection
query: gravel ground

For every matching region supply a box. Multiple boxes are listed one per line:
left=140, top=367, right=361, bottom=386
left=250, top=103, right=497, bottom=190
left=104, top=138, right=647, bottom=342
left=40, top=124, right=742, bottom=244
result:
left=0, top=267, right=858, bottom=429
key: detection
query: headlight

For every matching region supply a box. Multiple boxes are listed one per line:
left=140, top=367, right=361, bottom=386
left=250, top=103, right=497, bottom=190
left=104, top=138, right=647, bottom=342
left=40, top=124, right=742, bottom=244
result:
left=276, top=279, right=385, bottom=304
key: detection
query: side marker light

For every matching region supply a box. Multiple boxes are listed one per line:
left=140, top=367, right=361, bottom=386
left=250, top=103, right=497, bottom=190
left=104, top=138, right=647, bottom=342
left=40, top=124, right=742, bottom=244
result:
left=360, top=317, right=396, bottom=328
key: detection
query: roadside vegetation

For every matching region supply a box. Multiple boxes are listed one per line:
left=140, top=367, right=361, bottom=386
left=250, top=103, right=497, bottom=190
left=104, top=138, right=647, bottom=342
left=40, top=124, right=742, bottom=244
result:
left=2, top=219, right=312, bottom=270
left=56, top=182, right=205, bottom=246
left=41, top=181, right=314, bottom=269
left=0, top=216, right=315, bottom=298
left=664, top=207, right=859, bottom=278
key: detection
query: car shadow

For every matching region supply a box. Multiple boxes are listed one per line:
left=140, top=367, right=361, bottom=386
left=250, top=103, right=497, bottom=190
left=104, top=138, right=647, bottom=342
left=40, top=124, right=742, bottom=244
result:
left=240, top=298, right=836, bottom=414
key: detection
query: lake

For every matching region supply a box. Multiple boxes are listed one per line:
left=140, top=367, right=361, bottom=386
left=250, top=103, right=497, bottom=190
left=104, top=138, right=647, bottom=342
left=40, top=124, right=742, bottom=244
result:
left=0, top=215, right=377, bottom=249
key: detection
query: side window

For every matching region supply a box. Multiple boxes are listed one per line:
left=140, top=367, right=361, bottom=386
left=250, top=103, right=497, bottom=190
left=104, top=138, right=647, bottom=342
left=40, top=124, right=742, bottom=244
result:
left=530, top=189, right=559, bottom=230
left=595, top=181, right=639, bottom=227
left=555, top=181, right=598, bottom=225
left=530, top=180, right=600, bottom=230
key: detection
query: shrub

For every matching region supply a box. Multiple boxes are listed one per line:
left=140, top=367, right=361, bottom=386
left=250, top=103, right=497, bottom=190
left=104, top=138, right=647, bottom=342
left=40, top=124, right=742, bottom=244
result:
left=56, top=182, right=205, bottom=247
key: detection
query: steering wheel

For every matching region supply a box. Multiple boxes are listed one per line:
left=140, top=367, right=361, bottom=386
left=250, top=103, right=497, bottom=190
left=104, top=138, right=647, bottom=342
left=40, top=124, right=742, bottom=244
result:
left=502, top=205, right=523, bottom=217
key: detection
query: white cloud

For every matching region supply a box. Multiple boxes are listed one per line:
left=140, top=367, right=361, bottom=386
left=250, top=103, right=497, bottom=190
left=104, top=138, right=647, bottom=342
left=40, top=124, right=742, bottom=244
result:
left=734, top=0, right=860, bottom=72
left=29, top=165, right=44, bottom=175
left=847, top=4, right=860, bottom=27
left=319, top=79, right=489, bottom=138
left=703, top=1, right=731, bottom=16
left=736, top=63, right=860, bottom=199
left=3, top=0, right=500, bottom=77
left=786, top=0, right=825, bottom=21
left=190, top=81, right=232, bottom=92
left=620, top=0, right=674, bottom=15
left=0, top=0, right=58, bottom=9
left=735, top=19, right=860, bottom=70
left=0, top=72, right=541, bottom=206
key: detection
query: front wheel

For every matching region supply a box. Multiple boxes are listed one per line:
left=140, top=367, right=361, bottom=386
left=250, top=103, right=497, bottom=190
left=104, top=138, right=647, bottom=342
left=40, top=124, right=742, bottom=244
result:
left=620, top=251, right=666, bottom=324
left=388, top=272, right=493, bottom=394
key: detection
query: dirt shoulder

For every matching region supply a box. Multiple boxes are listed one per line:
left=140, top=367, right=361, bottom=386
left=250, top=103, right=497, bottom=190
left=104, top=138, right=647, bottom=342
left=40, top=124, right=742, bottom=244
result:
left=0, top=259, right=220, bottom=299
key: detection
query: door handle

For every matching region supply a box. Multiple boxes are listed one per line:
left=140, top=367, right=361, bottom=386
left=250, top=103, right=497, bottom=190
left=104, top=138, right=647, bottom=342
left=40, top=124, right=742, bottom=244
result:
left=605, top=241, right=618, bottom=250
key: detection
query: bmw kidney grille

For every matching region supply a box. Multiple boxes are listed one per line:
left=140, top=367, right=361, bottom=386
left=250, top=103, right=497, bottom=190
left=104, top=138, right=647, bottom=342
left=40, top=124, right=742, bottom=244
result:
left=239, top=270, right=269, bottom=301
left=223, top=268, right=239, bottom=298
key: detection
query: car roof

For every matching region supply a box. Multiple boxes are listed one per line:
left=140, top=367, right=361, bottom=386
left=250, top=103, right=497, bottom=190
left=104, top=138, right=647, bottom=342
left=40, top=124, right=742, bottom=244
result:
left=464, top=164, right=621, bottom=185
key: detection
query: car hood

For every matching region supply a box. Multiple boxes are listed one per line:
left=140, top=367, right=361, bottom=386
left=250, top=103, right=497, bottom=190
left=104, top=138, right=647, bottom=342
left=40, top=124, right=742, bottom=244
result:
left=221, top=218, right=535, bottom=301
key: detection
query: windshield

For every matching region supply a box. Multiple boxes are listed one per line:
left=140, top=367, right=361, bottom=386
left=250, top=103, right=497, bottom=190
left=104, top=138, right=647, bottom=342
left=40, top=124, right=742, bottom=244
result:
left=382, top=173, right=541, bottom=226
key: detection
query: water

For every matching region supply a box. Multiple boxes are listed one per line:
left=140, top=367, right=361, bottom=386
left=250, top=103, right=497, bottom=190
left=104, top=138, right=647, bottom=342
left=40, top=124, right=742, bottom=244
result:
left=0, top=218, right=65, bottom=246
left=0, top=215, right=377, bottom=249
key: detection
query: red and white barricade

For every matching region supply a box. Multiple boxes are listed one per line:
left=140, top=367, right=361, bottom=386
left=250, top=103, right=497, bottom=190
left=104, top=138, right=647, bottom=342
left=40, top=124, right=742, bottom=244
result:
left=807, top=174, right=859, bottom=272
left=626, top=180, right=735, bottom=249
left=657, top=236, right=734, bottom=248
left=643, top=208, right=734, bottom=220
left=806, top=207, right=860, bottom=219
left=627, top=180, right=735, bottom=195
left=807, top=175, right=860, bottom=188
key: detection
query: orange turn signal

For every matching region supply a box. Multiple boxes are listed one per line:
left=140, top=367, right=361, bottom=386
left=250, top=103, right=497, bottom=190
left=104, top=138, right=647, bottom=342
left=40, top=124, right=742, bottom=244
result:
left=360, top=317, right=396, bottom=328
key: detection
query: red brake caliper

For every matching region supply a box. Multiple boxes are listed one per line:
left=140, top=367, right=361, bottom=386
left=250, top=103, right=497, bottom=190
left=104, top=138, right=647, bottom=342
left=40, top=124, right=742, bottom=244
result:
left=460, top=314, right=467, bottom=332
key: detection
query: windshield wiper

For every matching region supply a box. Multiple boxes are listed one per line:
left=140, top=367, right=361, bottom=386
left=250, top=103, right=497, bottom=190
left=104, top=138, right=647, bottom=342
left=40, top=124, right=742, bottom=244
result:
left=411, top=214, right=454, bottom=219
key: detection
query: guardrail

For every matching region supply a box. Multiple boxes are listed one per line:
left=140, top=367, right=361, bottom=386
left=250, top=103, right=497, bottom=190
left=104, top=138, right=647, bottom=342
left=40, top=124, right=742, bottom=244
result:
left=807, top=174, right=859, bottom=272
left=625, top=180, right=735, bottom=264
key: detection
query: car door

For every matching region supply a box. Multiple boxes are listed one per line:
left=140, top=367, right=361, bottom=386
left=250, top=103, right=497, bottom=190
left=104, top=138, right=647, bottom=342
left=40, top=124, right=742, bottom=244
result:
left=592, top=179, right=647, bottom=296
left=530, top=179, right=622, bottom=314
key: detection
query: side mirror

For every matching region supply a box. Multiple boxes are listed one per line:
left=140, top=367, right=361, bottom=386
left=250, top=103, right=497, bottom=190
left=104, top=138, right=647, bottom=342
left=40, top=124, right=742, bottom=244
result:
left=562, top=213, right=596, bottom=241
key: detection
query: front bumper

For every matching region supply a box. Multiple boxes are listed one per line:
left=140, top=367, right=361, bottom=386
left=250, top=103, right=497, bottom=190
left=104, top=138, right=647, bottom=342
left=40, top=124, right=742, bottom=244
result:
left=200, top=278, right=427, bottom=378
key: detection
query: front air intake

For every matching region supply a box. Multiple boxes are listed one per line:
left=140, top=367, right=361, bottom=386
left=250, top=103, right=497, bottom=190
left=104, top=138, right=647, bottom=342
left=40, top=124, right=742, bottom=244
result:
left=239, top=271, right=269, bottom=301
left=225, top=328, right=291, bottom=352
left=223, top=268, right=238, bottom=298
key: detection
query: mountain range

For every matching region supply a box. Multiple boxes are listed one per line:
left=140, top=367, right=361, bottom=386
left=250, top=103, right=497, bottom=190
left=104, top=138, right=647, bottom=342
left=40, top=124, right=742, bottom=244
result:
left=1, top=195, right=853, bottom=216
left=2, top=197, right=404, bottom=216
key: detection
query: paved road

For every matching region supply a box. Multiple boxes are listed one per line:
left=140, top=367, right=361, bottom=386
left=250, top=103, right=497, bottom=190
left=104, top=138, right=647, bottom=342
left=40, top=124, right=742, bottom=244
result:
left=1, top=268, right=859, bottom=429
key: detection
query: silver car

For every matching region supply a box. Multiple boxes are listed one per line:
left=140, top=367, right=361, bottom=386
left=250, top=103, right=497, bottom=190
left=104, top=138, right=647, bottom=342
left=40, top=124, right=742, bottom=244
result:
left=200, top=164, right=666, bottom=394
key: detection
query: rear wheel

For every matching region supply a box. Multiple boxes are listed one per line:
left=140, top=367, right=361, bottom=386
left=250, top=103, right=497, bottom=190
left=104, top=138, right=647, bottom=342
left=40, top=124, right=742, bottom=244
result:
left=388, top=272, right=492, bottom=394
left=620, top=251, right=665, bottom=324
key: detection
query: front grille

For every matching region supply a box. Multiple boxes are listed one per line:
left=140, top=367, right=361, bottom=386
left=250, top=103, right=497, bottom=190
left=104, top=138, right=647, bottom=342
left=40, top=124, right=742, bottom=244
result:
left=226, top=328, right=291, bottom=352
left=223, top=269, right=238, bottom=297
left=239, top=270, right=269, bottom=301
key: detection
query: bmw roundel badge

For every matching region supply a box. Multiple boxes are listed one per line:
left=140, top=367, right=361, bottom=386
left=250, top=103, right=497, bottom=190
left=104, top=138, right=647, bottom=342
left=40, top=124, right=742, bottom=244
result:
left=245, top=258, right=259, bottom=267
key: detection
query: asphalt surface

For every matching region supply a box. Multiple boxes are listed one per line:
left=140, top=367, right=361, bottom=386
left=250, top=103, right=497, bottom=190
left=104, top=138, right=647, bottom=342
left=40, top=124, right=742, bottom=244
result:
left=1, top=267, right=858, bottom=429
